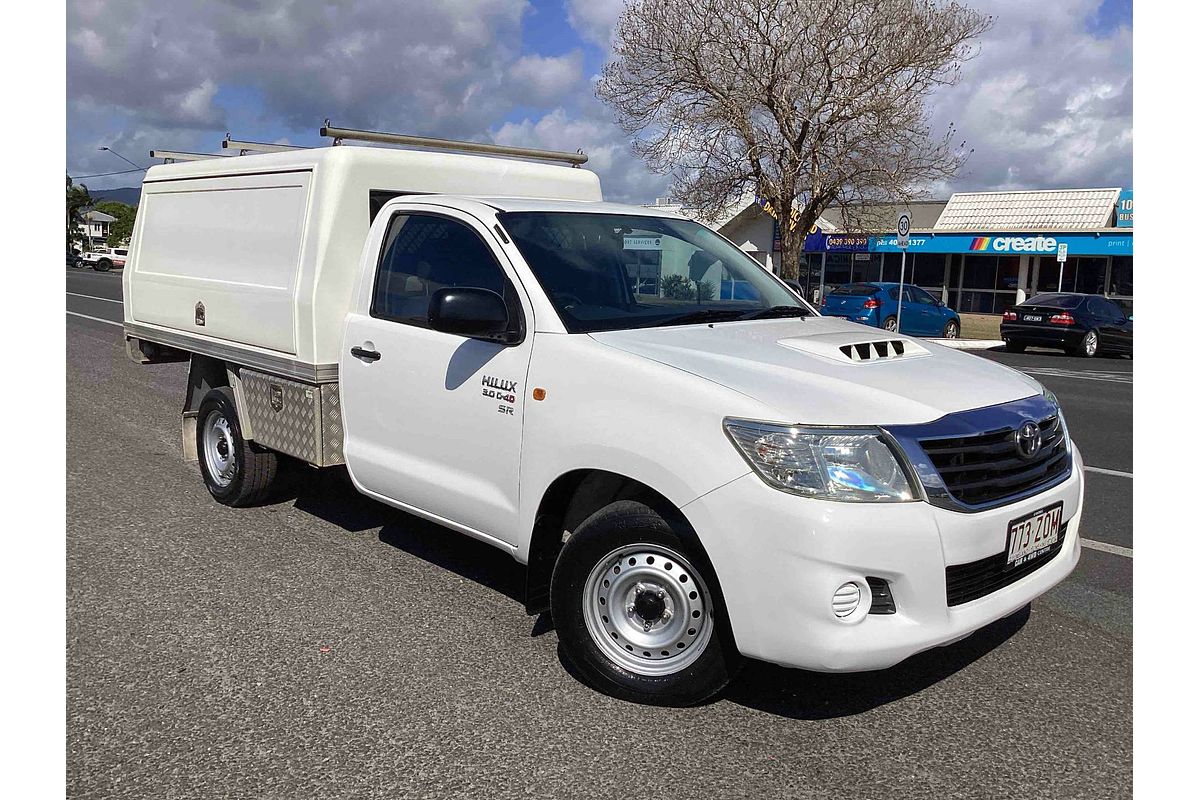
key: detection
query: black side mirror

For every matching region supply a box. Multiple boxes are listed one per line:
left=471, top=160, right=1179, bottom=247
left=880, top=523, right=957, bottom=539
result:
left=428, top=287, right=514, bottom=343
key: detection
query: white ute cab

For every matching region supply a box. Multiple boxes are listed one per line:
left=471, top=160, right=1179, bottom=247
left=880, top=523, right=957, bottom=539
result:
left=124, top=132, right=1082, bottom=705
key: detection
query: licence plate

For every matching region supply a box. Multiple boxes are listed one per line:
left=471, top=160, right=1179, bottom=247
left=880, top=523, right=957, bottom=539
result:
left=1005, top=502, right=1063, bottom=569
left=1023, top=314, right=1043, bottom=322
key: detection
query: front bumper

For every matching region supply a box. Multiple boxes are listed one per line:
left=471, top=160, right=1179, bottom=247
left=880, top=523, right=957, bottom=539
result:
left=682, top=446, right=1083, bottom=671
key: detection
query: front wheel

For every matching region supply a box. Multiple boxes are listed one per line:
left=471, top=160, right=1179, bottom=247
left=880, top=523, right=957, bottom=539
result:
left=882, top=315, right=898, bottom=332
left=550, top=500, right=740, bottom=706
left=1075, top=329, right=1099, bottom=358
left=942, top=320, right=960, bottom=339
left=196, top=387, right=279, bottom=506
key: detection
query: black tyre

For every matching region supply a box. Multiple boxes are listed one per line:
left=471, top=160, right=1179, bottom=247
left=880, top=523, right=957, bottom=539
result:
left=550, top=499, right=740, bottom=706
left=94, top=258, right=112, bottom=272
left=196, top=387, right=278, bottom=507
left=1005, top=341, right=1026, bottom=353
left=882, top=315, right=898, bottom=332
left=942, top=319, right=960, bottom=339
left=1075, top=329, right=1100, bottom=358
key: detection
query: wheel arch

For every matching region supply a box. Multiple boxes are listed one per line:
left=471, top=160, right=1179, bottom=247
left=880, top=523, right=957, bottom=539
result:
left=181, top=355, right=231, bottom=462
left=522, top=468, right=717, bottom=619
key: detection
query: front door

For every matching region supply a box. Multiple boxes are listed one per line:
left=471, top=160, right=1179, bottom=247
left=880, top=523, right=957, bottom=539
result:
left=339, top=207, right=533, bottom=546
left=901, top=286, right=940, bottom=336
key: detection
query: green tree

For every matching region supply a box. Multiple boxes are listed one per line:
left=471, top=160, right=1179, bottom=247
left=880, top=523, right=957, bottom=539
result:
left=66, top=175, right=94, bottom=250
left=94, top=200, right=137, bottom=247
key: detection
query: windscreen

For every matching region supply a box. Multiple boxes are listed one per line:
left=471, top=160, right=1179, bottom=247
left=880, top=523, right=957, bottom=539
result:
left=498, top=212, right=810, bottom=333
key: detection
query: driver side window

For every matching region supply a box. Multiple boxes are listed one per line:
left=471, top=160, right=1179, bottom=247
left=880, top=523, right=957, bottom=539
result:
left=372, top=213, right=515, bottom=328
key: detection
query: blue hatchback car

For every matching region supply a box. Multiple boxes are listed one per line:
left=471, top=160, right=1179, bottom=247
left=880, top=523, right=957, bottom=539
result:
left=821, top=282, right=961, bottom=338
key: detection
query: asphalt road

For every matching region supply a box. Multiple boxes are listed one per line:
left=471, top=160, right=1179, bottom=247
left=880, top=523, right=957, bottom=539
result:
left=66, top=269, right=1132, bottom=799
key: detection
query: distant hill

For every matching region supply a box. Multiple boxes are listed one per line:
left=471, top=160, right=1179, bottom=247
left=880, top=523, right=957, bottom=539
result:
left=90, top=186, right=141, bottom=206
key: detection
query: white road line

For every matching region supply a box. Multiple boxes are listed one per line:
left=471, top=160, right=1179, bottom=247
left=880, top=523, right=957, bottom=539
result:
left=1085, top=466, right=1133, bottom=479
left=67, top=292, right=122, bottom=304
left=1019, top=367, right=1132, bottom=384
left=66, top=311, right=122, bottom=327
left=1081, top=538, right=1133, bottom=558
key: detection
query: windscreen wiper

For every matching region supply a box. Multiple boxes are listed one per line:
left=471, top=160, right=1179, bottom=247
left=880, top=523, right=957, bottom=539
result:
left=742, top=305, right=812, bottom=320
left=654, top=308, right=748, bottom=327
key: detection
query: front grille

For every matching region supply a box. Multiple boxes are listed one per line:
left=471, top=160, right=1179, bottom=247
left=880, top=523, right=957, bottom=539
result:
left=919, top=414, right=1069, bottom=507
left=945, top=533, right=1066, bottom=606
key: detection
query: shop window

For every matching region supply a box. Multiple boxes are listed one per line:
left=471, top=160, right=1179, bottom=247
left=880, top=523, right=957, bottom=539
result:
left=911, top=254, right=946, bottom=286
left=996, top=256, right=1020, bottom=291
left=849, top=253, right=878, bottom=284
left=1036, top=256, right=1066, bottom=292
left=881, top=252, right=902, bottom=283
left=958, top=290, right=995, bottom=314
left=962, top=255, right=997, bottom=289
left=1075, top=258, right=1107, bottom=294
left=1110, top=256, right=1133, bottom=296
left=1057, top=257, right=1078, bottom=293
left=994, top=292, right=1018, bottom=314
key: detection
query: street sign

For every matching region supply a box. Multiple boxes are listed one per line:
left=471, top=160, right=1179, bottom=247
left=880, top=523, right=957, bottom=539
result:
left=895, top=212, right=911, bottom=332
left=1057, top=243, right=1068, bottom=262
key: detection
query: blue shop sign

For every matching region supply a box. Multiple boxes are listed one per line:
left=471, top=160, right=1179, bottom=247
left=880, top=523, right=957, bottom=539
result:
left=871, top=231, right=1132, bottom=257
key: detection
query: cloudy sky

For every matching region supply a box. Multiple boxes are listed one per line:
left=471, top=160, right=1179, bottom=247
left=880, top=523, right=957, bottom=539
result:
left=66, top=0, right=1132, bottom=203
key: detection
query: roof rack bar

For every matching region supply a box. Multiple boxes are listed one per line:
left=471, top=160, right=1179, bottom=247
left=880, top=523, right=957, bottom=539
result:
left=319, top=122, right=588, bottom=166
left=222, top=135, right=308, bottom=155
left=150, top=149, right=229, bottom=163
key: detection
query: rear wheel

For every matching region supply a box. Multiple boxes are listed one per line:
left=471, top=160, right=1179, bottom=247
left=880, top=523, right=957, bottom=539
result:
left=94, top=258, right=112, bottom=272
left=196, top=387, right=278, bottom=506
left=1005, top=341, right=1026, bottom=353
left=883, top=315, right=898, bottom=332
left=942, top=320, right=960, bottom=339
left=1075, top=329, right=1099, bottom=358
left=550, top=500, right=739, bottom=706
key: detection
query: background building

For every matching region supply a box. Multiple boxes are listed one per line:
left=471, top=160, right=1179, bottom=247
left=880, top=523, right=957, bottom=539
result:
left=671, top=187, right=1135, bottom=315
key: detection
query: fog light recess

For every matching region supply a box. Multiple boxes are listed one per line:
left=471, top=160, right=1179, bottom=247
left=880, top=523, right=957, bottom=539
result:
left=832, top=582, right=862, bottom=618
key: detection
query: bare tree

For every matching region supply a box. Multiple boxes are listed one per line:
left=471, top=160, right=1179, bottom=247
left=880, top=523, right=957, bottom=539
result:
left=597, top=0, right=993, bottom=279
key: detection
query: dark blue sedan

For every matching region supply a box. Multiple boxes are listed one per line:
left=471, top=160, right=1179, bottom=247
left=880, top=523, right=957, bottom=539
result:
left=821, top=282, right=962, bottom=338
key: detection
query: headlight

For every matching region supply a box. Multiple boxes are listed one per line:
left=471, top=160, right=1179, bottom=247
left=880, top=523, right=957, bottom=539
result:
left=1041, top=384, right=1071, bottom=453
left=723, top=418, right=917, bottom=502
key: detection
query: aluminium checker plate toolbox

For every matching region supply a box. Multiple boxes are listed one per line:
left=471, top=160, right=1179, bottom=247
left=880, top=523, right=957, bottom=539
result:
left=238, top=368, right=345, bottom=466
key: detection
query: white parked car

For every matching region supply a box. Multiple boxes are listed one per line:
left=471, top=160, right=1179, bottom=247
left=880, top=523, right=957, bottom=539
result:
left=80, top=245, right=128, bottom=272
left=123, top=141, right=1082, bottom=705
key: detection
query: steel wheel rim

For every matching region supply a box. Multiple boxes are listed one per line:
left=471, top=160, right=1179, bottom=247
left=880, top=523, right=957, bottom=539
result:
left=582, top=543, right=714, bottom=676
left=884, top=318, right=897, bottom=331
left=1084, top=331, right=1098, bottom=355
left=946, top=322, right=959, bottom=338
left=202, top=410, right=237, bottom=488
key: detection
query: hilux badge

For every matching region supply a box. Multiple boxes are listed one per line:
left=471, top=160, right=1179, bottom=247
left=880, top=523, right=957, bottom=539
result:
left=1015, top=421, right=1042, bottom=460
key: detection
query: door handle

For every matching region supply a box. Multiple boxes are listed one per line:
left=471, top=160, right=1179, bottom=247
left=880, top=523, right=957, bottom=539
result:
left=351, top=346, right=381, bottom=362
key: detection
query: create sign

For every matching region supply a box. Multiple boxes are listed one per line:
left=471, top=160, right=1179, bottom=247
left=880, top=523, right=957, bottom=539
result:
left=968, top=235, right=1060, bottom=253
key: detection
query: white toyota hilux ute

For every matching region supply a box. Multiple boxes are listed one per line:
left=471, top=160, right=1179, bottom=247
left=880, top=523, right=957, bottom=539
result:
left=124, top=142, right=1082, bottom=705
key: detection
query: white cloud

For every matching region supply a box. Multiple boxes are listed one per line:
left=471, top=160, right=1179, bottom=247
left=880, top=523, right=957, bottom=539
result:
left=927, top=0, right=1132, bottom=192
left=493, top=106, right=672, bottom=203
left=564, top=0, right=626, bottom=49
left=509, top=51, right=585, bottom=105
